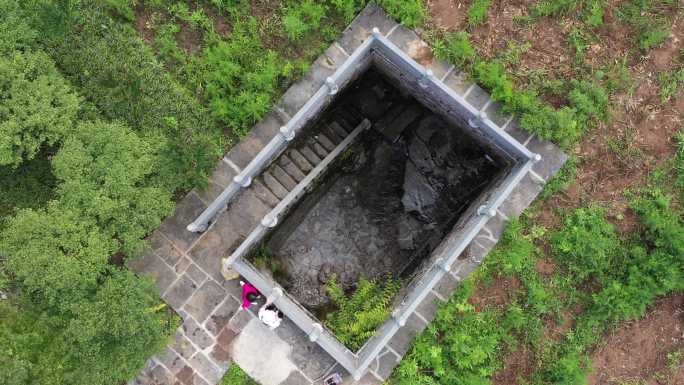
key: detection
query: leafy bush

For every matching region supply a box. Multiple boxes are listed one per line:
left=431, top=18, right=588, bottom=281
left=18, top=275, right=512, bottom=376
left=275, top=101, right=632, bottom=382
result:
left=0, top=0, right=37, bottom=52
left=0, top=151, right=56, bottom=221
left=658, top=68, right=684, bottom=102
left=52, top=121, right=174, bottom=256
left=630, top=189, right=684, bottom=257
left=0, top=270, right=177, bottom=385
left=324, top=275, right=400, bottom=351
left=377, top=0, right=426, bottom=27
left=433, top=32, right=477, bottom=68
left=1, top=203, right=116, bottom=309
left=617, top=0, right=674, bottom=52
left=467, top=0, right=492, bottom=27
left=393, top=280, right=505, bottom=385
left=330, top=0, right=365, bottom=22
left=202, top=16, right=287, bottom=138
left=0, top=50, right=80, bottom=167
left=529, top=0, right=581, bottom=19
left=38, top=1, right=221, bottom=191
left=550, top=206, right=619, bottom=284
left=221, top=364, right=259, bottom=385
left=282, top=0, right=327, bottom=41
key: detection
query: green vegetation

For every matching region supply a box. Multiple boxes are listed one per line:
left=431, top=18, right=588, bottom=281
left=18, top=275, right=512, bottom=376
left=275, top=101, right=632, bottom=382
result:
left=467, top=0, right=492, bottom=27
left=221, top=364, right=259, bottom=385
left=659, top=68, right=684, bottom=103
left=616, top=0, right=676, bottom=52
left=324, top=276, right=401, bottom=351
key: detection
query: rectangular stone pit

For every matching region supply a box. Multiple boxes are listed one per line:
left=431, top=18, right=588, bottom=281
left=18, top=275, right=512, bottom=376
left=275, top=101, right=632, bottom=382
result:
left=187, top=18, right=554, bottom=382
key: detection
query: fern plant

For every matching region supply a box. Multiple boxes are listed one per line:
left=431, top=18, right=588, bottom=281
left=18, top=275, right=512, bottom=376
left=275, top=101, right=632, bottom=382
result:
left=324, top=275, right=401, bottom=351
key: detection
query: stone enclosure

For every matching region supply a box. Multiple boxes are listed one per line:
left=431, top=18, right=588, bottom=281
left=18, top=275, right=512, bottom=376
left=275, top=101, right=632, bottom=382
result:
left=128, top=5, right=567, bottom=385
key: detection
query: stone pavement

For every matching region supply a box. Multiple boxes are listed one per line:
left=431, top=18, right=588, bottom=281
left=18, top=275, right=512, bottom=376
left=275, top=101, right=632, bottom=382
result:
left=128, top=5, right=567, bottom=385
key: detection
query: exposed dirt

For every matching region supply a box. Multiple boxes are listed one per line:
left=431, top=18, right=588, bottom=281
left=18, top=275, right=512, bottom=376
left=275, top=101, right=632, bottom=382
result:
left=469, top=274, right=521, bottom=310
left=535, top=258, right=556, bottom=276
left=587, top=295, right=684, bottom=385
left=426, top=0, right=471, bottom=31
left=491, top=345, right=535, bottom=385
left=135, top=4, right=156, bottom=44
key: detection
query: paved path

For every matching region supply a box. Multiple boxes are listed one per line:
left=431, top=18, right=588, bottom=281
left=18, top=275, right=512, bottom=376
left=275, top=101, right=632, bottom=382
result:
left=128, top=5, right=567, bottom=385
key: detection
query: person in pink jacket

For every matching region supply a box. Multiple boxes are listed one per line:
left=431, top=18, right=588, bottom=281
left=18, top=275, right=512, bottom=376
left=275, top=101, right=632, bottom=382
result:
left=239, top=280, right=261, bottom=309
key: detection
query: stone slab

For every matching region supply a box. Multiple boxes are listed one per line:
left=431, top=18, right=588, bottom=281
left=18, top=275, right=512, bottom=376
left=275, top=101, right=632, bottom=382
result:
left=206, top=296, right=240, bottom=336
left=163, top=274, right=198, bottom=309
left=184, top=280, right=227, bottom=323
left=159, top=192, right=206, bottom=253
left=183, top=317, right=213, bottom=350
left=149, top=231, right=183, bottom=267
left=128, top=251, right=178, bottom=295
left=185, top=263, right=207, bottom=286
left=504, top=119, right=533, bottom=144
left=280, top=370, right=311, bottom=385
left=525, top=135, right=569, bottom=181
left=386, top=24, right=451, bottom=80
left=415, top=291, right=441, bottom=324
left=443, top=69, right=472, bottom=96
left=189, top=352, right=223, bottom=384
left=387, top=313, right=427, bottom=356
left=374, top=348, right=400, bottom=380
left=172, top=331, right=197, bottom=361
left=465, top=84, right=490, bottom=110
left=275, top=319, right=336, bottom=380
left=277, top=44, right=348, bottom=117
left=338, top=5, right=396, bottom=54
left=226, top=110, right=285, bottom=169
left=498, top=172, right=545, bottom=219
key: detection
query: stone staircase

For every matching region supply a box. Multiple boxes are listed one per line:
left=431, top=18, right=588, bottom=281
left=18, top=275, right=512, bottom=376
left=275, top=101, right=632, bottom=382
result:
left=251, top=106, right=365, bottom=209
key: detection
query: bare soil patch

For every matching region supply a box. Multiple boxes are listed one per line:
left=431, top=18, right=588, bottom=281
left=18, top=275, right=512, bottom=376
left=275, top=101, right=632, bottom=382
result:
left=427, top=0, right=471, bottom=31
left=491, top=345, right=535, bottom=385
left=469, top=274, right=521, bottom=310
left=587, top=294, right=684, bottom=385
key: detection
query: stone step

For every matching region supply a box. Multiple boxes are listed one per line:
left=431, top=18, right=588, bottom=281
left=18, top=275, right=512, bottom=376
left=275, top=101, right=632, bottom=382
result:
left=298, top=145, right=322, bottom=166
left=338, top=105, right=364, bottom=129
left=252, top=178, right=280, bottom=208
left=329, top=121, right=349, bottom=139
left=278, top=155, right=306, bottom=182
left=316, top=133, right=336, bottom=152
left=311, top=142, right=329, bottom=159
left=377, top=103, right=422, bottom=142
left=321, top=124, right=344, bottom=143
left=288, top=149, right=314, bottom=173
left=261, top=172, right=289, bottom=200
left=270, top=164, right=297, bottom=191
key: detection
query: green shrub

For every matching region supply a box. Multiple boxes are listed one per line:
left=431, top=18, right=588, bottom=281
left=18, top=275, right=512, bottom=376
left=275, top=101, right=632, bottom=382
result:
left=282, top=0, right=327, bottom=41
left=393, top=280, right=505, bottom=385
left=617, top=0, right=674, bottom=52
left=221, top=364, right=259, bottom=385
left=0, top=150, right=56, bottom=221
left=545, top=351, right=590, bottom=385
left=540, top=156, right=577, bottom=199
left=550, top=206, right=619, bottom=284
left=0, top=270, right=177, bottom=385
left=529, top=0, right=581, bottom=19
left=630, top=189, right=684, bottom=257
left=433, top=32, right=477, bottom=68
left=202, top=17, right=287, bottom=138
left=0, top=50, right=80, bottom=167
left=37, top=1, right=221, bottom=191
left=324, top=275, right=400, bottom=351
left=658, top=68, right=684, bottom=102
left=52, top=121, right=174, bottom=256
left=467, top=0, right=492, bottom=27
left=675, top=131, right=684, bottom=196
left=1, top=203, right=116, bottom=310
left=0, top=0, right=38, bottom=53
left=330, top=0, right=365, bottom=22
left=583, top=0, right=605, bottom=27
left=377, top=0, right=426, bottom=27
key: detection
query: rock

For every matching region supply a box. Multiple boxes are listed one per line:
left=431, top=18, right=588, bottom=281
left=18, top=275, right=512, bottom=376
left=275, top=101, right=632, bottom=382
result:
left=401, top=161, right=438, bottom=219
left=318, top=263, right=333, bottom=283
left=397, top=215, right=423, bottom=250
left=407, top=133, right=434, bottom=174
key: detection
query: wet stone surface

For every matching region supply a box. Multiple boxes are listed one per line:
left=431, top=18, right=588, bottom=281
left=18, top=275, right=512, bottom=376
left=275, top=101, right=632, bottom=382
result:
left=264, top=70, right=508, bottom=310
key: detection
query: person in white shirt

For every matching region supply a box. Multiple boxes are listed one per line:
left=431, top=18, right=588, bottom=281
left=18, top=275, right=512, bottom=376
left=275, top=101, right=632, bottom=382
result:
left=258, top=304, right=283, bottom=330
